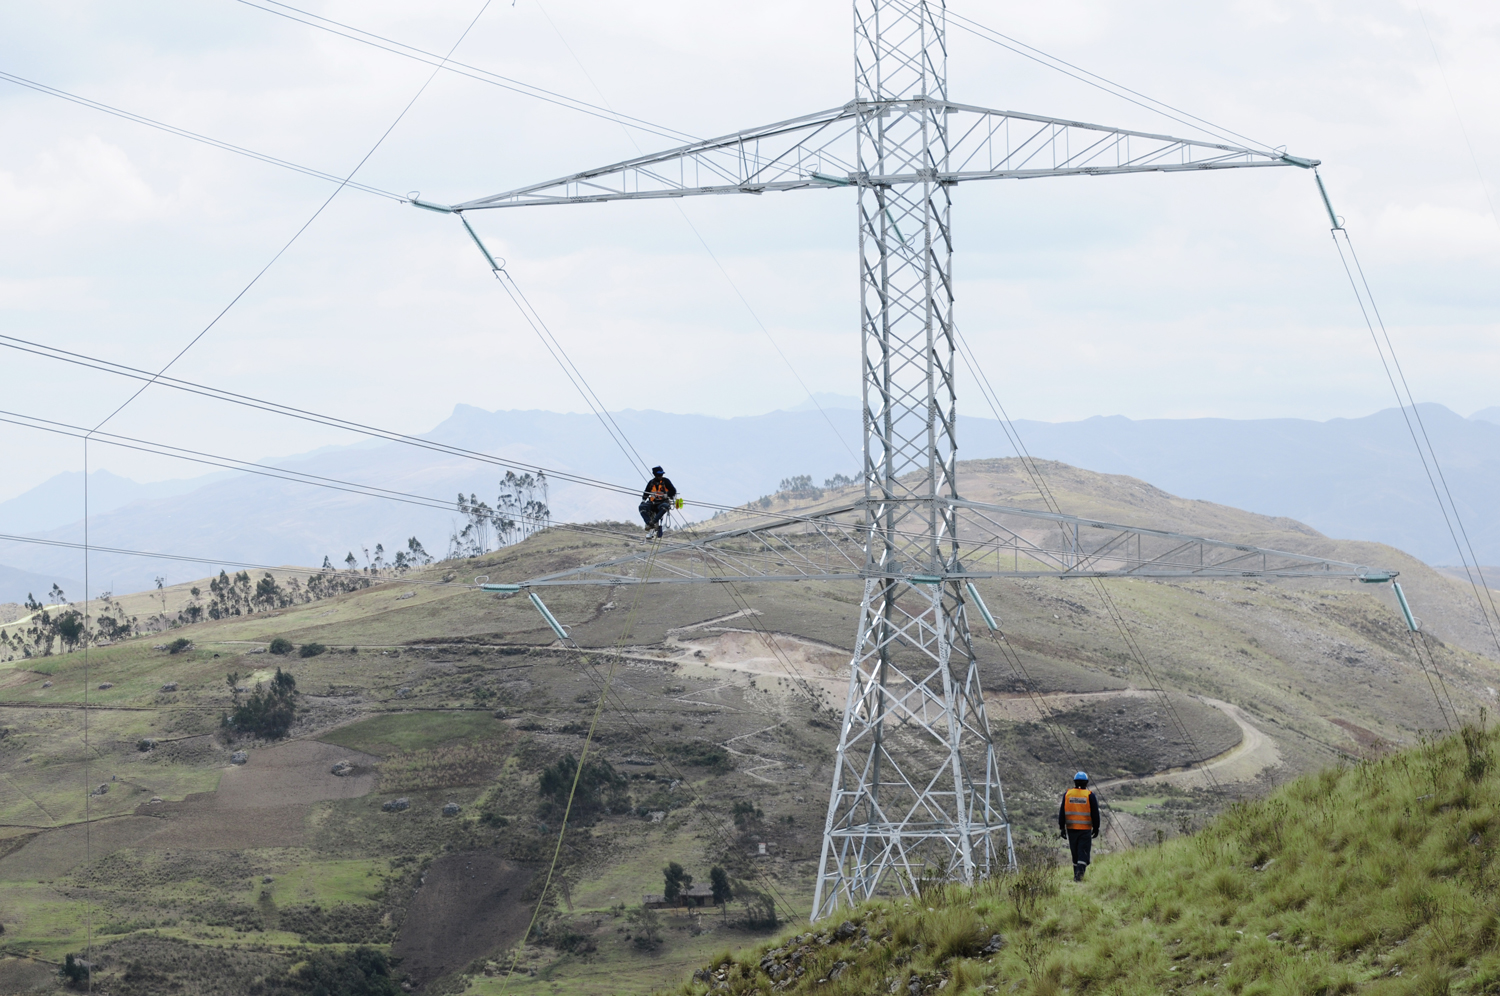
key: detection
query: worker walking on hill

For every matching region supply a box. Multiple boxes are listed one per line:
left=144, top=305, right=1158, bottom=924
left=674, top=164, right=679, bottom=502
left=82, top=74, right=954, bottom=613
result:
left=1058, top=771, right=1100, bottom=882
left=639, top=466, right=677, bottom=538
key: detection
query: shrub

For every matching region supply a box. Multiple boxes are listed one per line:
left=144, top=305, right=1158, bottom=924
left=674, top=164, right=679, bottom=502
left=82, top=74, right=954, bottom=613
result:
left=1009, top=838, right=1059, bottom=921
left=537, top=754, right=629, bottom=820
left=225, top=667, right=297, bottom=739
left=627, top=906, right=661, bottom=950
left=260, top=946, right=401, bottom=995
left=927, top=907, right=988, bottom=960
left=742, top=891, right=779, bottom=930
left=733, top=799, right=762, bottom=828
left=544, top=922, right=597, bottom=954
left=167, top=637, right=192, bottom=654
left=1463, top=721, right=1493, bottom=783
left=60, top=954, right=88, bottom=987
left=679, top=742, right=733, bottom=774
left=299, top=642, right=327, bottom=658
left=268, top=637, right=293, bottom=655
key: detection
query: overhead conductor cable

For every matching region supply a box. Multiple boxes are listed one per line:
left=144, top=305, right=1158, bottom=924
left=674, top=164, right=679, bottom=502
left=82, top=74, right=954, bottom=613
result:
left=1317, top=170, right=1500, bottom=662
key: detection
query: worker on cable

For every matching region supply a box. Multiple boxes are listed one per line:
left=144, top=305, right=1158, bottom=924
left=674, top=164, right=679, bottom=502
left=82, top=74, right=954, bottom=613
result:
left=639, top=465, right=676, bottom=538
left=1058, top=771, right=1100, bottom=882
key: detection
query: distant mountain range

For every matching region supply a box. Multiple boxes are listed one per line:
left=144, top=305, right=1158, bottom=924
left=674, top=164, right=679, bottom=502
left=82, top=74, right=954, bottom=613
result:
left=0, top=468, right=229, bottom=536
left=0, top=402, right=1496, bottom=601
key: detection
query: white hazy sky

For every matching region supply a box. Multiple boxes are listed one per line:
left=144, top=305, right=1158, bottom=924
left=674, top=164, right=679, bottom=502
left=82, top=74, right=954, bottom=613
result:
left=1, top=0, right=1497, bottom=502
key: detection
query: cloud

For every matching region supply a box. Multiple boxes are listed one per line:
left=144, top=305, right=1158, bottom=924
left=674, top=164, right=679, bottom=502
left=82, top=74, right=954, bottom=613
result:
left=0, top=135, right=161, bottom=233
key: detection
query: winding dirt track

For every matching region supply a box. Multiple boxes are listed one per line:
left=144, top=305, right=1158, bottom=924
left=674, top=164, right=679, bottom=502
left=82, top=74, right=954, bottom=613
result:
left=987, top=689, right=1279, bottom=789
left=666, top=622, right=1283, bottom=791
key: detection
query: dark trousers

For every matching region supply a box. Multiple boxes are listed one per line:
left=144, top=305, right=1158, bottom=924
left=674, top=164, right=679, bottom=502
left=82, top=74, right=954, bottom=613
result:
left=1066, top=829, right=1093, bottom=881
left=639, top=500, right=669, bottom=528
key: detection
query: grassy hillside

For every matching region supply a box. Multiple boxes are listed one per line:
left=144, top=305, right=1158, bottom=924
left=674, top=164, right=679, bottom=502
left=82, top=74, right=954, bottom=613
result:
left=668, top=720, right=1500, bottom=995
left=0, top=459, right=1496, bottom=993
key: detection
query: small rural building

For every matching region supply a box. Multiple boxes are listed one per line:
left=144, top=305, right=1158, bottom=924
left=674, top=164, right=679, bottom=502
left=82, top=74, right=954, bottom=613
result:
left=681, top=883, right=716, bottom=907
left=642, top=884, right=720, bottom=909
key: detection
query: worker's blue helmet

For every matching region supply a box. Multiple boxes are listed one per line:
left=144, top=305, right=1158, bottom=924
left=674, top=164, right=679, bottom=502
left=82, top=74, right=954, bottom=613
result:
left=1074, top=771, right=1088, bottom=782
left=652, top=466, right=664, bottom=475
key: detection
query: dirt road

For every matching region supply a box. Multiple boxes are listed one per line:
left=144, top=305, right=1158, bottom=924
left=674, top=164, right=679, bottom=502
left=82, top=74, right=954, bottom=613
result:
left=988, top=688, right=1279, bottom=790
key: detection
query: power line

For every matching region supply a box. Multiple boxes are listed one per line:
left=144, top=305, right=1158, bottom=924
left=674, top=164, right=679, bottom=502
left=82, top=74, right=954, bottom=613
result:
left=1410, top=630, right=1456, bottom=731
left=523, top=0, right=858, bottom=465
left=0, top=333, right=641, bottom=499
left=0, top=333, right=864, bottom=529
left=2, top=409, right=478, bottom=514
left=66, top=11, right=495, bottom=938
left=0, top=70, right=404, bottom=201
left=87, top=1, right=496, bottom=437
left=454, top=190, right=842, bottom=905
left=448, top=191, right=828, bottom=914
left=0, top=531, right=458, bottom=588
left=0, top=407, right=689, bottom=558
left=1413, top=2, right=1500, bottom=231
left=454, top=222, right=650, bottom=478
left=499, top=267, right=649, bottom=475
left=1326, top=216, right=1500, bottom=659
left=932, top=0, right=1280, bottom=156
left=497, top=542, right=663, bottom=992
left=231, top=0, right=702, bottom=147
left=452, top=252, right=826, bottom=919
left=953, top=323, right=1222, bottom=794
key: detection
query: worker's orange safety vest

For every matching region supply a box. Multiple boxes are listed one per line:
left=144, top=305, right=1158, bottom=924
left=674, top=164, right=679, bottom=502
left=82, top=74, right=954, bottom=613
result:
left=1063, top=787, right=1093, bottom=830
left=646, top=479, right=671, bottom=497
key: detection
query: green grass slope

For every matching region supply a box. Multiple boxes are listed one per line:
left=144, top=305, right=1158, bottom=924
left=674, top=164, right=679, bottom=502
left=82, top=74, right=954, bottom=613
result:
left=668, top=721, right=1500, bottom=995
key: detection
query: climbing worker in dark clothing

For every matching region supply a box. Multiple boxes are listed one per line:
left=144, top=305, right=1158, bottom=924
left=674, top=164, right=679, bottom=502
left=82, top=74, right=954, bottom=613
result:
left=1058, top=771, right=1100, bottom=882
left=639, top=466, right=677, bottom=538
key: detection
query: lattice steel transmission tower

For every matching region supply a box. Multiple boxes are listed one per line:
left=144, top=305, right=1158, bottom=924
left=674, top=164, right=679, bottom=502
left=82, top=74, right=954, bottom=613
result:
left=832, top=2, right=1002, bottom=914
left=425, top=1, right=1383, bottom=919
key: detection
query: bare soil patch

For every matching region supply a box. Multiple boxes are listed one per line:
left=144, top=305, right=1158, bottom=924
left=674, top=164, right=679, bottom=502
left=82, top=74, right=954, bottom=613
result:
left=142, top=797, right=314, bottom=850
left=133, top=739, right=380, bottom=850
left=392, top=852, right=537, bottom=986
left=0, top=956, right=57, bottom=993
left=1329, top=717, right=1391, bottom=752
left=0, top=816, right=162, bottom=880
left=998, top=690, right=1242, bottom=781
left=212, top=739, right=379, bottom=808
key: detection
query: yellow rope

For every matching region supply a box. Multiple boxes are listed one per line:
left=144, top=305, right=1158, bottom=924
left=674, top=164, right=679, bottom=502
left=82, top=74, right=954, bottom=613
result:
left=498, top=535, right=663, bottom=990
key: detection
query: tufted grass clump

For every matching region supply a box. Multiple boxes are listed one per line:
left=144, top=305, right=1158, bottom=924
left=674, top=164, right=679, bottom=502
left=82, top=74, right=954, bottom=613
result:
left=666, top=720, right=1500, bottom=995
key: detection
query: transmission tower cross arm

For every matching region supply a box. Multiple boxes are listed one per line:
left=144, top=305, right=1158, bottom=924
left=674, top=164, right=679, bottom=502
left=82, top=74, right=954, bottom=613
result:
left=445, top=98, right=1314, bottom=212
left=500, top=499, right=1397, bottom=587
left=450, top=105, right=859, bottom=210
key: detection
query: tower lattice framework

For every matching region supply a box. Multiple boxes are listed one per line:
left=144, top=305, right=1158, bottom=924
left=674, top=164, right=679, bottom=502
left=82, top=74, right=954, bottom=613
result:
left=820, top=0, right=1007, bottom=916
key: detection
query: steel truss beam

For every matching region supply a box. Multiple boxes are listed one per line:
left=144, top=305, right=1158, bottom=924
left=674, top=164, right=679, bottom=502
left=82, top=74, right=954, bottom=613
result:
left=514, top=499, right=1394, bottom=587
left=449, top=100, right=1308, bottom=211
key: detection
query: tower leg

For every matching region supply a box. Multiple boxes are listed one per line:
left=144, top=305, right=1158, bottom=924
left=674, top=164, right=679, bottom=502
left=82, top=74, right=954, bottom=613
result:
left=812, top=578, right=1011, bottom=919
